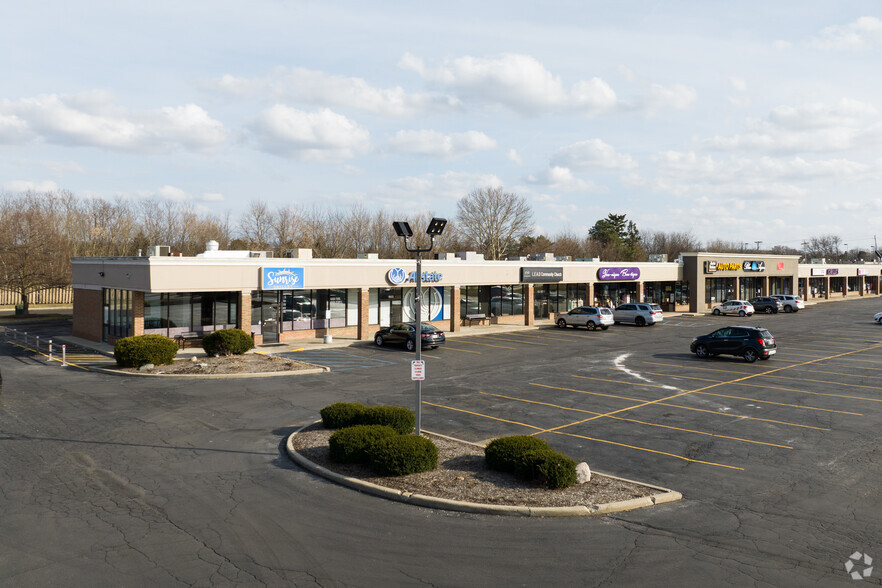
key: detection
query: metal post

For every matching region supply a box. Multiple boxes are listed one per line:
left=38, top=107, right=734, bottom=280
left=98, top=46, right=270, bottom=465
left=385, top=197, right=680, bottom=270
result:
left=24, top=332, right=28, bottom=346
left=62, top=345, right=67, bottom=366
left=414, top=252, right=422, bottom=436
left=35, top=335, right=39, bottom=352
left=48, top=339, right=53, bottom=362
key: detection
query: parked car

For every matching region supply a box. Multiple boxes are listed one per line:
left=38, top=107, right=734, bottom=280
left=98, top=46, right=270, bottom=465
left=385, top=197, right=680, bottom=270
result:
left=612, top=303, right=664, bottom=326
left=691, top=326, right=777, bottom=363
left=556, top=306, right=614, bottom=330
left=712, top=300, right=754, bottom=317
left=875, top=311, right=882, bottom=324
left=374, top=323, right=446, bottom=351
left=748, top=296, right=782, bottom=314
left=770, top=294, right=805, bottom=313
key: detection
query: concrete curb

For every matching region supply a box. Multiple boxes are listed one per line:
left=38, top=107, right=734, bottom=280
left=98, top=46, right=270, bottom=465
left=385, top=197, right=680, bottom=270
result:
left=285, top=422, right=682, bottom=517
left=89, top=365, right=330, bottom=378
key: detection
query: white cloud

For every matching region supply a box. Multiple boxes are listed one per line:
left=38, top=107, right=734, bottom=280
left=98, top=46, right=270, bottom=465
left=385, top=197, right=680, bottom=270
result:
left=2, top=179, right=59, bottom=193
left=0, top=114, right=31, bottom=144
left=387, top=129, right=496, bottom=159
left=200, top=192, right=224, bottom=202
left=507, top=149, right=523, bottom=165
left=729, top=76, right=748, bottom=93
left=811, top=16, right=882, bottom=51
left=525, top=166, right=599, bottom=191
left=773, top=40, right=792, bottom=50
left=400, top=52, right=617, bottom=115
left=704, top=99, right=882, bottom=153
left=378, top=170, right=504, bottom=210
left=645, top=83, right=697, bottom=116
left=210, top=67, right=460, bottom=118
left=550, top=139, right=637, bottom=171
left=246, top=105, right=371, bottom=162
left=0, top=92, right=227, bottom=152
left=156, top=185, right=189, bottom=201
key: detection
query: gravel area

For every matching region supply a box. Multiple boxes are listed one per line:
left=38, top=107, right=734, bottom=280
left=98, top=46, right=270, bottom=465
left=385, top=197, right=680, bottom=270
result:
left=290, top=424, right=661, bottom=508
left=117, top=353, right=317, bottom=375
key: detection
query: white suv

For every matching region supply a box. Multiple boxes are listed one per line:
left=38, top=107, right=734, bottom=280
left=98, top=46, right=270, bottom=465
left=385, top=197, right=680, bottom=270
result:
left=771, top=294, right=805, bottom=313
left=556, top=306, right=614, bottom=331
left=612, top=303, right=664, bottom=326
left=712, top=300, right=754, bottom=317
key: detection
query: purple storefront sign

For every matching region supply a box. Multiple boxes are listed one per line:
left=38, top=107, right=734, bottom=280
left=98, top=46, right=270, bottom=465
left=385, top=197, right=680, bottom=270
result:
left=826, top=268, right=839, bottom=276
left=597, top=267, right=641, bottom=281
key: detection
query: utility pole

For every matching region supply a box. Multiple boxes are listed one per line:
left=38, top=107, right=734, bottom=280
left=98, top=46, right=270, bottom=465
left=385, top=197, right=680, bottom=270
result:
left=754, top=241, right=762, bottom=251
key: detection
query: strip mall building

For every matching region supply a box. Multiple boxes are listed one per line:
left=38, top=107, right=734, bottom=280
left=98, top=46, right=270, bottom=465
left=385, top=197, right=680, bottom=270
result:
left=71, top=246, right=882, bottom=344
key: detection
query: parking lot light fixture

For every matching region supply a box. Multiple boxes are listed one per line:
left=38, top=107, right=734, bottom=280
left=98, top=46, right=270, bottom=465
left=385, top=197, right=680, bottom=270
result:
left=392, top=217, right=447, bottom=436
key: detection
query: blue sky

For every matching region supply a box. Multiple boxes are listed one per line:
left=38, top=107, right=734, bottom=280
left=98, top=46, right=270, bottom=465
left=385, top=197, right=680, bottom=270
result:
left=3, top=1, right=882, bottom=251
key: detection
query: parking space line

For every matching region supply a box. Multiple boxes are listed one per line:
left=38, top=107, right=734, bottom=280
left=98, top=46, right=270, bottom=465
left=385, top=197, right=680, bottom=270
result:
left=571, top=374, right=682, bottom=390
left=731, top=381, right=882, bottom=403
left=533, top=383, right=831, bottom=430
left=760, top=373, right=882, bottom=390
left=688, top=391, right=862, bottom=415
left=424, top=398, right=745, bottom=470
left=484, top=335, right=549, bottom=346
left=452, top=340, right=517, bottom=350
left=550, top=430, right=744, bottom=470
left=7, top=342, right=92, bottom=371
left=480, top=392, right=793, bottom=449
left=438, top=345, right=482, bottom=354
left=788, top=367, right=882, bottom=379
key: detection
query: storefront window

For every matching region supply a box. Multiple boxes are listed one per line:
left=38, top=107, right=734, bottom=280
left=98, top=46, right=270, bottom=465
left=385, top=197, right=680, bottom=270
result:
left=705, top=278, right=736, bottom=306
left=739, top=277, right=763, bottom=299
left=102, top=288, right=132, bottom=341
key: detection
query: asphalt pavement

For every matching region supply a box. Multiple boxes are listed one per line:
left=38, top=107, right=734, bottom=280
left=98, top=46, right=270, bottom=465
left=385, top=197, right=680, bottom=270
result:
left=1, top=298, right=881, bottom=585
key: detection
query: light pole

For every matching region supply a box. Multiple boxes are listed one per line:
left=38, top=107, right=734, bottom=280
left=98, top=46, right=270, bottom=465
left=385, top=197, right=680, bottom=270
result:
left=392, top=217, right=448, bottom=436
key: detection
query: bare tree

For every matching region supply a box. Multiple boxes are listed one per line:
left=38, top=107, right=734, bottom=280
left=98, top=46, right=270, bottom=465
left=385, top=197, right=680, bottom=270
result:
left=456, top=187, right=533, bottom=260
left=803, top=234, right=842, bottom=261
left=0, top=192, right=71, bottom=314
left=239, top=199, right=273, bottom=251
left=272, top=205, right=305, bottom=255
left=643, top=230, right=702, bottom=261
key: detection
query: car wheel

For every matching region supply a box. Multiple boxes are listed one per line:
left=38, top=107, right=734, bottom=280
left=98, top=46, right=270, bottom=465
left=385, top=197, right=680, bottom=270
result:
left=878, top=317, right=882, bottom=324
left=556, top=318, right=567, bottom=329
left=743, top=348, right=758, bottom=363
left=695, top=344, right=709, bottom=359
left=712, top=309, right=721, bottom=316
left=375, top=335, right=384, bottom=347
left=635, top=316, right=646, bottom=327
left=601, top=325, right=609, bottom=330
left=738, top=310, right=746, bottom=317
left=586, top=321, right=596, bottom=331
left=764, top=307, right=774, bottom=314
left=406, top=339, right=415, bottom=352
left=784, top=305, right=793, bottom=313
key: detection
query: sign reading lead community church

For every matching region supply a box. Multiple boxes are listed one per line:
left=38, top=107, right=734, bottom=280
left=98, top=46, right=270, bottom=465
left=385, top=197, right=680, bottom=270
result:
left=521, top=267, right=563, bottom=282
left=261, top=267, right=305, bottom=290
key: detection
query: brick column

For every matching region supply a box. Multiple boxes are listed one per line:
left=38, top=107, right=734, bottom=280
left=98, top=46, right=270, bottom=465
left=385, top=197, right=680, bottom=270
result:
left=450, top=286, right=461, bottom=332
left=72, top=288, right=103, bottom=342
left=525, top=284, right=535, bottom=326
left=635, top=282, right=644, bottom=303
left=585, top=283, right=594, bottom=306
left=132, top=291, right=144, bottom=336
left=238, top=291, right=252, bottom=331
left=859, top=275, right=865, bottom=296
left=761, top=276, right=769, bottom=296
left=358, top=288, right=371, bottom=340
left=734, top=277, right=740, bottom=300
left=824, top=277, right=830, bottom=299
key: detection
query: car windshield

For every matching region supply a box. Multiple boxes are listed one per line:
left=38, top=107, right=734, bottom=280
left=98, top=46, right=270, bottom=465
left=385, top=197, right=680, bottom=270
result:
left=650, top=304, right=662, bottom=311
left=759, top=330, right=773, bottom=339
left=419, top=325, right=438, bottom=333
left=600, top=308, right=612, bottom=315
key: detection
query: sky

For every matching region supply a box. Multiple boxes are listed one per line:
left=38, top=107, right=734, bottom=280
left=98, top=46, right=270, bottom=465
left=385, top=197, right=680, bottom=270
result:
left=2, top=1, right=882, bottom=252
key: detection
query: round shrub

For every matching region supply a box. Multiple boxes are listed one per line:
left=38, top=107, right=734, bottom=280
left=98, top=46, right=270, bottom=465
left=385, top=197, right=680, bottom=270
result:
left=201, top=328, right=254, bottom=356
left=535, top=452, right=578, bottom=489
left=359, top=406, right=415, bottom=435
left=320, top=402, right=367, bottom=429
left=369, top=435, right=438, bottom=476
left=114, top=334, right=178, bottom=368
left=329, top=425, right=398, bottom=464
left=484, top=435, right=551, bottom=473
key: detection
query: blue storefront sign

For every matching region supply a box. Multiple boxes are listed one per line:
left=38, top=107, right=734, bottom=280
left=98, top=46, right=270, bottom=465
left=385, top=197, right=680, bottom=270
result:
left=262, top=267, right=305, bottom=290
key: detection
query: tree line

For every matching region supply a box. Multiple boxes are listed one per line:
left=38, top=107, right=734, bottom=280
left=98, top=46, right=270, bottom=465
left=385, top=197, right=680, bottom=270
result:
left=0, top=187, right=869, bottom=313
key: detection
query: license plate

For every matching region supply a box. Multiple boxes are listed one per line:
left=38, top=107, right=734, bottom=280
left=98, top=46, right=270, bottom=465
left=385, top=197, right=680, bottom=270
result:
left=766, top=348, right=776, bottom=355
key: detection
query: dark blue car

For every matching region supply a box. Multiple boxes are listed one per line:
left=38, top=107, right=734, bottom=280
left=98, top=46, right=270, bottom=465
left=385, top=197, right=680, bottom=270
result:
left=374, top=323, right=446, bottom=351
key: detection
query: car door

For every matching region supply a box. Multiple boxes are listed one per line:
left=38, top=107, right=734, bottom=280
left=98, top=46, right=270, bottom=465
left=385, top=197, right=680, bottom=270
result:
left=707, top=327, right=733, bottom=354
left=388, top=324, right=410, bottom=345
left=728, top=328, right=751, bottom=354
left=616, top=304, right=635, bottom=323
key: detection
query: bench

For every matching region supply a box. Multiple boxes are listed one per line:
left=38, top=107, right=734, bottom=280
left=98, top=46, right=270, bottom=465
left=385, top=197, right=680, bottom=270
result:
left=175, top=332, right=203, bottom=349
left=464, top=313, right=488, bottom=326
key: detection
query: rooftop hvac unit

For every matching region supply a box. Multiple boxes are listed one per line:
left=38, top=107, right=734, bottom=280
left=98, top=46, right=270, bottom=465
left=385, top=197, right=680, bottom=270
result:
left=249, top=251, right=274, bottom=258
left=648, top=254, right=668, bottom=262
left=147, top=245, right=170, bottom=257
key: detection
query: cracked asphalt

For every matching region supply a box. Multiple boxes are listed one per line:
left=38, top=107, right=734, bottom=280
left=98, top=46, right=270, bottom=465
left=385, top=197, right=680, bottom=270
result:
left=1, top=298, right=881, bottom=586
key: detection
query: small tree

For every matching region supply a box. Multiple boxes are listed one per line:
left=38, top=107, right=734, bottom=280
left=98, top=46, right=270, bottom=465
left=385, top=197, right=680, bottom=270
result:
left=456, top=187, right=534, bottom=260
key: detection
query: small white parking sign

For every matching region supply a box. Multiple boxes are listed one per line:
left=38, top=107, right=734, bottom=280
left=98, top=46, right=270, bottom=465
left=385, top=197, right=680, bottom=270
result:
left=411, top=360, right=425, bottom=380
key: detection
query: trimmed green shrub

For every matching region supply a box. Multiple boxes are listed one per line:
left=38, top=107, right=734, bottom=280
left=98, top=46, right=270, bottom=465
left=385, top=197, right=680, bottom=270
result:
left=114, top=334, right=178, bottom=368
left=328, top=425, right=398, bottom=464
left=369, top=435, right=438, bottom=476
left=484, top=435, right=551, bottom=473
left=485, top=435, right=577, bottom=489
left=320, top=402, right=367, bottom=429
left=359, top=406, right=415, bottom=435
left=201, top=328, right=254, bottom=356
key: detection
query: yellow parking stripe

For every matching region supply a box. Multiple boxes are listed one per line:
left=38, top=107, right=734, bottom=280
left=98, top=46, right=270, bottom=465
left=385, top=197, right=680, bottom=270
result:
left=760, top=373, right=882, bottom=390
left=486, top=335, right=549, bottom=346
left=535, top=382, right=830, bottom=430
left=7, top=343, right=92, bottom=371
left=439, top=346, right=482, bottom=354
left=452, top=340, right=517, bottom=350
left=731, top=381, right=882, bottom=403
left=571, top=374, right=682, bottom=390
left=481, top=392, right=792, bottom=448
left=424, top=399, right=744, bottom=470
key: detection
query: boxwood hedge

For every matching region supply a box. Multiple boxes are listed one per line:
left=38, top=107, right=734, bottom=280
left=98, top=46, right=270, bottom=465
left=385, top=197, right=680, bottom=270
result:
left=359, top=405, right=415, bottom=435
left=320, top=402, right=367, bottom=429
left=369, top=434, right=438, bottom=476
left=201, top=328, right=254, bottom=356
left=484, top=435, right=577, bottom=489
left=328, top=424, right=398, bottom=464
left=114, top=334, right=178, bottom=368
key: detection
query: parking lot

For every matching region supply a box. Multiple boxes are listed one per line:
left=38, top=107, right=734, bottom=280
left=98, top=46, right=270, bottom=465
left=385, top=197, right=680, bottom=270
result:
left=2, top=298, right=881, bottom=585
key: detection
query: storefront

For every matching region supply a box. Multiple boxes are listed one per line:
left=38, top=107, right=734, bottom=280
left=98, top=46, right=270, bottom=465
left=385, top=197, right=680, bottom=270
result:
left=71, top=247, right=876, bottom=344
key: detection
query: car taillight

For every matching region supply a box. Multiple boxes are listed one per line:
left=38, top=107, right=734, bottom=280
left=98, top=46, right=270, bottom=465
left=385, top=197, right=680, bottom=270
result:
left=755, top=338, right=766, bottom=346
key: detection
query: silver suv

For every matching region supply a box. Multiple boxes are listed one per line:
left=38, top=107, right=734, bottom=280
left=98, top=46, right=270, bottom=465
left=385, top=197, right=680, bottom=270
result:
left=771, top=294, right=805, bottom=313
left=613, top=303, right=664, bottom=326
left=556, top=306, right=614, bottom=331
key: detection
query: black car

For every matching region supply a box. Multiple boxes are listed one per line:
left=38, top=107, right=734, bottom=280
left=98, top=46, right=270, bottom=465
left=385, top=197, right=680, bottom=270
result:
left=748, top=296, right=782, bottom=314
left=374, top=323, right=446, bottom=351
left=690, top=326, right=776, bottom=363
